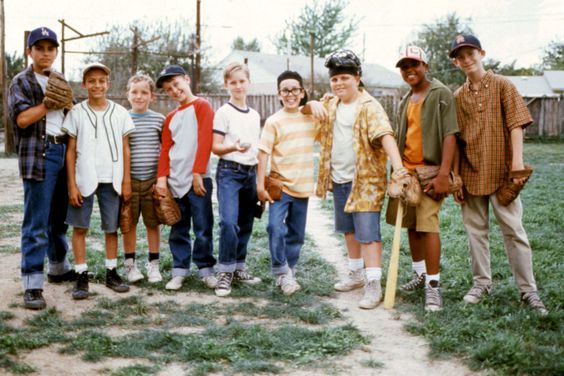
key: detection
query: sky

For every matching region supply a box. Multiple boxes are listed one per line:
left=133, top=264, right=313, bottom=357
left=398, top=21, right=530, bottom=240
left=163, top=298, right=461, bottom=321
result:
left=5, top=0, right=564, bottom=80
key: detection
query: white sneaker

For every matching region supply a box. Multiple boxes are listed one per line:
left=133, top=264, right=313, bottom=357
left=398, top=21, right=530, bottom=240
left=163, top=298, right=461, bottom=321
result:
left=358, top=279, right=382, bottom=309
left=276, top=270, right=301, bottom=296
left=125, top=259, right=144, bottom=283
left=146, top=260, right=162, bottom=283
left=201, top=275, right=218, bottom=289
left=334, top=269, right=365, bottom=292
left=165, top=276, right=185, bottom=290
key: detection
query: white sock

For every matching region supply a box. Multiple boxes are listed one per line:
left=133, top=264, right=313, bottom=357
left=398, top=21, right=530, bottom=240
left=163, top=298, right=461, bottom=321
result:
left=75, top=263, right=88, bottom=274
left=348, top=258, right=364, bottom=271
left=412, top=260, right=427, bottom=276
left=105, top=258, right=118, bottom=270
left=365, top=267, right=382, bottom=282
left=426, top=273, right=440, bottom=285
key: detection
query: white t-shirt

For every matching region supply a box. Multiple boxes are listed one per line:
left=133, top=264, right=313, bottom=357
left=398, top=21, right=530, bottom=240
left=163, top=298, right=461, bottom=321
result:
left=331, top=99, right=359, bottom=183
left=35, top=72, right=65, bottom=136
left=213, top=102, right=260, bottom=166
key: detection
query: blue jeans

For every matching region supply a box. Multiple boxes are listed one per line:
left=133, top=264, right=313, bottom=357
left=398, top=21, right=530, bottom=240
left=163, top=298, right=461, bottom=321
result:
left=216, top=161, right=257, bottom=273
left=169, top=177, right=216, bottom=277
left=21, top=142, right=71, bottom=290
left=65, top=183, right=120, bottom=233
left=267, top=192, right=309, bottom=275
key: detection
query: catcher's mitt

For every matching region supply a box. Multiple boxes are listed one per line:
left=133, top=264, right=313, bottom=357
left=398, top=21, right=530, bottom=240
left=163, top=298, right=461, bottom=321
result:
left=415, top=166, right=463, bottom=198
left=496, top=165, right=533, bottom=206
left=152, top=185, right=181, bottom=226
left=387, top=167, right=421, bottom=206
left=119, top=200, right=134, bottom=234
left=43, top=70, right=73, bottom=110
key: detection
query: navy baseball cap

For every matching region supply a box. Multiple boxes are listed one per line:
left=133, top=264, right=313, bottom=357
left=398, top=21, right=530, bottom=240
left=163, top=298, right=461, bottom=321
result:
left=449, top=34, right=482, bottom=58
left=27, top=27, right=59, bottom=48
left=156, top=65, right=187, bottom=88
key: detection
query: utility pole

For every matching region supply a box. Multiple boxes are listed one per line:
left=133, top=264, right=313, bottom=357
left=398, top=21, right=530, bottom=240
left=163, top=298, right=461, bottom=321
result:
left=195, top=0, right=201, bottom=93
left=130, top=27, right=159, bottom=76
left=1, top=0, right=13, bottom=154
left=58, top=19, right=109, bottom=75
left=310, top=32, right=314, bottom=98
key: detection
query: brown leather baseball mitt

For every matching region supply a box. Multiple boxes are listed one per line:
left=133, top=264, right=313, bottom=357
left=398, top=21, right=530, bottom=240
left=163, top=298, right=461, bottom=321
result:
left=387, top=167, right=422, bottom=206
left=43, top=70, right=73, bottom=110
left=496, top=165, right=533, bottom=206
left=152, top=185, right=181, bottom=226
left=415, top=166, right=463, bottom=196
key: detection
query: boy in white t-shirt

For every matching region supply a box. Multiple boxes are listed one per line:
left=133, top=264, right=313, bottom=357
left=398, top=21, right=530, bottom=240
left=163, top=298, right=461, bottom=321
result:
left=212, top=62, right=262, bottom=297
left=63, top=63, right=135, bottom=300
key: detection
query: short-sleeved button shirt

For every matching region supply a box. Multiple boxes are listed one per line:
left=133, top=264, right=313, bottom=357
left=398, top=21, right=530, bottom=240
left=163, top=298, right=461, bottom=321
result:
left=454, top=71, right=532, bottom=196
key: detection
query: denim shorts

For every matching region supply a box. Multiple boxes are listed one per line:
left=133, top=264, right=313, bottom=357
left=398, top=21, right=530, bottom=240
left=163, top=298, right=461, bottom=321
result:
left=332, top=181, right=382, bottom=243
left=66, top=183, right=120, bottom=233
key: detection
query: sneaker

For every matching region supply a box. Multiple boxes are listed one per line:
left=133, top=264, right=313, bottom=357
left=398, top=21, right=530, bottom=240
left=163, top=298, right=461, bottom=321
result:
left=72, top=271, right=89, bottom=300
left=463, top=284, right=492, bottom=304
left=276, top=270, right=301, bottom=296
left=47, top=269, right=77, bottom=284
left=521, top=291, right=548, bottom=315
left=358, top=279, right=382, bottom=309
left=425, top=280, right=443, bottom=312
left=334, top=269, right=365, bottom=292
left=215, top=272, right=234, bottom=297
left=401, top=272, right=426, bottom=292
left=23, top=289, right=46, bottom=310
left=234, top=269, right=262, bottom=285
left=146, top=260, right=163, bottom=283
left=202, top=275, right=218, bottom=289
left=105, top=268, right=130, bottom=293
left=165, top=276, right=185, bottom=290
left=125, top=259, right=144, bottom=283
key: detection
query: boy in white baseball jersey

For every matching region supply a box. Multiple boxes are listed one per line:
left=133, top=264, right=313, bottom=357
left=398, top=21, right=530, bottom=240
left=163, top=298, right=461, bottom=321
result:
left=63, top=63, right=135, bottom=300
left=123, top=74, right=165, bottom=284
left=212, top=62, right=262, bottom=297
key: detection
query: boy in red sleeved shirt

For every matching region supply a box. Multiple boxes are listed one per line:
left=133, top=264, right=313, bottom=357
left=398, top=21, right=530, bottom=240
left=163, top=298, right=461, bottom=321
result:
left=155, top=65, right=217, bottom=291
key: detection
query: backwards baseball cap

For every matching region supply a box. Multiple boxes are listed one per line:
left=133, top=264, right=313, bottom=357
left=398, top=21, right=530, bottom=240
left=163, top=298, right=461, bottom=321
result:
left=449, top=34, right=482, bottom=58
left=156, top=65, right=187, bottom=88
left=396, top=46, right=428, bottom=67
left=27, top=27, right=59, bottom=48
left=82, top=63, right=111, bottom=81
left=325, top=49, right=362, bottom=77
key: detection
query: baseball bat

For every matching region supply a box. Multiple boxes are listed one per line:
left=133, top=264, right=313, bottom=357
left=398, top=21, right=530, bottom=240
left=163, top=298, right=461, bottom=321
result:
left=383, top=202, right=404, bottom=309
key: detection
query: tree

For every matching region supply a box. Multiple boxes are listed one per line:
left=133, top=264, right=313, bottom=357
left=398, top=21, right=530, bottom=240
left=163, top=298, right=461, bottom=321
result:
left=231, top=36, right=260, bottom=52
left=414, top=13, right=473, bottom=88
left=274, top=0, right=358, bottom=58
left=89, top=20, right=220, bottom=94
left=6, top=51, right=24, bottom=80
left=541, top=40, right=564, bottom=70
left=483, top=59, right=540, bottom=76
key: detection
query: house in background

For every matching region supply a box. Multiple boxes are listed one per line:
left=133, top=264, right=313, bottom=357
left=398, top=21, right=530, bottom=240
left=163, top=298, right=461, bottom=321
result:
left=506, top=70, right=563, bottom=138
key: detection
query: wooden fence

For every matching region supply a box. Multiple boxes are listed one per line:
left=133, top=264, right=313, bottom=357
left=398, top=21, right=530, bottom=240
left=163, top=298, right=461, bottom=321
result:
left=524, top=97, right=564, bottom=138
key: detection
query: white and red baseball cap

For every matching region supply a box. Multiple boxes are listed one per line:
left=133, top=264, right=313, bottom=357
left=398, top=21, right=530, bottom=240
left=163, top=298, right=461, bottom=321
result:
left=396, top=46, right=428, bottom=67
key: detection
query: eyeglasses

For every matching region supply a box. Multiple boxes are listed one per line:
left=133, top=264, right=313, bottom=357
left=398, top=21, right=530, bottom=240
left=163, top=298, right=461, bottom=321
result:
left=278, top=88, right=303, bottom=96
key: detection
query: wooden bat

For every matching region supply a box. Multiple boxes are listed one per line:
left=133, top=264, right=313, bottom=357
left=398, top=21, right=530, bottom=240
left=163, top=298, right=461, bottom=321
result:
left=383, top=202, right=403, bottom=309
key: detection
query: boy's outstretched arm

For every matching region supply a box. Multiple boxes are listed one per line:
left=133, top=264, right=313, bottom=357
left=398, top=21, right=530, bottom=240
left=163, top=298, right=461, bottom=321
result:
left=510, top=127, right=527, bottom=186
left=381, top=134, right=404, bottom=171
left=66, top=137, right=83, bottom=208
left=256, top=150, right=273, bottom=204
left=425, top=134, right=456, bottom=199
left=122, top=135, right=132, bottom=202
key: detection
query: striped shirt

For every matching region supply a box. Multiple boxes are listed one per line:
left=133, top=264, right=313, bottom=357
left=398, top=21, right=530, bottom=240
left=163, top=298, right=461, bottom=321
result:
left=454, top=71, right=532, bottom=196
left=129, top=110, right=165, bottom=181
left=259, top=109, right=316, bottom=198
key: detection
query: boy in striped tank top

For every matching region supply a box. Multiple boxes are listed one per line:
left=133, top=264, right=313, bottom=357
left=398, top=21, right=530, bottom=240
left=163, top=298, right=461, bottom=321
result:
left=123, top=75, right=165, bottom=283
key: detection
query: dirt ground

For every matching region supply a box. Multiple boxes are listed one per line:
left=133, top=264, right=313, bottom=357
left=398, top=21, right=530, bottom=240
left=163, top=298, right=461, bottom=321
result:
left=0, top=150, right=477, bottom=375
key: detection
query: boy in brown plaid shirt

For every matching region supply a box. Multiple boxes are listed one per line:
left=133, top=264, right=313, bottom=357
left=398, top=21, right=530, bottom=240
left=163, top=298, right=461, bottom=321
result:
left=450, top=34, right=547, bottom=314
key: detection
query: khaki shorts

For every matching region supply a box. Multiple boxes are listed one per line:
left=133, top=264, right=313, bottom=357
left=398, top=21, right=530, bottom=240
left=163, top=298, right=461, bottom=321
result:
left=130, top=177, right=159, bottom=228
left=385, top=194, right=443, bottom=233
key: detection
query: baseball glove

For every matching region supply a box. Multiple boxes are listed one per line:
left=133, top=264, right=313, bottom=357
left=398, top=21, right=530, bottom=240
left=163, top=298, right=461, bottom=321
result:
left=496, top=165, right=533, bottom=206
left=119, top=200, right=134, bottom=234
left=152, top=185, right=181, bottom=226
left=415, top=166, right=463, bottom=197
left=265, top=174, right=283, bottom=201
left=387, top=167, right=422, bottom=206
left=43, top=70, right=73, bottom=110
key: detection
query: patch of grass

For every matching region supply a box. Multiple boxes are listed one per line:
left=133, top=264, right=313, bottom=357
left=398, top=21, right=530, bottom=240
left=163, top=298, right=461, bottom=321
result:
left=109, top=364, right=159, bottom=376
left=361, top=357, right=384, bottom=369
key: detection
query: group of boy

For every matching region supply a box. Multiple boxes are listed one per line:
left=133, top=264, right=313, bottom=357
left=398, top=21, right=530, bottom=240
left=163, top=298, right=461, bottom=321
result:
left=9, top=26, right=547, bottom=316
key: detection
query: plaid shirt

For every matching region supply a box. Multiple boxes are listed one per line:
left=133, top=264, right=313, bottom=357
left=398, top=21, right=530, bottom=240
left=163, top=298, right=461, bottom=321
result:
left=454, top=70, right=532, bottom=196
left=316, top=89, right=394, bottom=212
left=8, top=65, right=49, bottom=180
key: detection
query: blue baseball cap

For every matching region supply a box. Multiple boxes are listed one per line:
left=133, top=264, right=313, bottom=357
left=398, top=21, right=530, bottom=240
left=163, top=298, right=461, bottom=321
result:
left=449, top=34, right=482, bottom=58
left=156, top=65, right=187, bottom=88
left=28, top=27, right=59, bottom=48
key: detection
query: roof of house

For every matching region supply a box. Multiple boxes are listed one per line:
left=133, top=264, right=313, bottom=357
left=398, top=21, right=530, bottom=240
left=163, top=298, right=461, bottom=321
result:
left=543, top=70, right=564, bottom=91
left=506, top=75, right=559, bottom=98
left=215, top=50, right=403, bottom=94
